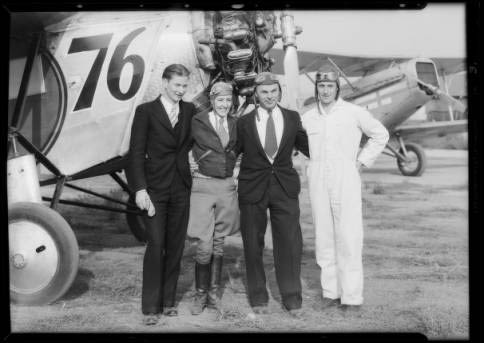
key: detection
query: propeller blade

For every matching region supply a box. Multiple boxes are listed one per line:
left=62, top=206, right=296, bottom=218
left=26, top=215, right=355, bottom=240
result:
left=417, top=79, right=466, bottom=113
left=435, top=89, right=466, bottom=113
left=280, top=11, right=302, bottom=111
left=283, top=45, right=300, bottom=110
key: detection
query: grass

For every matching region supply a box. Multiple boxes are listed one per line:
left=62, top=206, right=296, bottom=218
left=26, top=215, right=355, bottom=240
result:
left=57, top=188, right=129, bottom=226
left=418, top=306, right=469, bottom=339
left=11, top=166, right=469, bottom=337
left=364, top=182, right=385, bottom=195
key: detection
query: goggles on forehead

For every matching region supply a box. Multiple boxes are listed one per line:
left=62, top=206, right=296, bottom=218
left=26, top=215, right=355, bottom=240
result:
left=254, top=72, right=279, bottom=85
left=315, top=71, right=339, bottom=83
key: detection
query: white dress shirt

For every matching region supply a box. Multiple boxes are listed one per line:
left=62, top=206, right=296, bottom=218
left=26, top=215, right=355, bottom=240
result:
left=208, top=111, right=229, bottom=132
left=160, top=95, right=179, bottom=127
left=255, top=106, right=284, bottom=163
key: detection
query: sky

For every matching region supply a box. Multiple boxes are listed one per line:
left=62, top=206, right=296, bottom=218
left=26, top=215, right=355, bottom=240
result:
left=274, top=3, right=466, bottom=59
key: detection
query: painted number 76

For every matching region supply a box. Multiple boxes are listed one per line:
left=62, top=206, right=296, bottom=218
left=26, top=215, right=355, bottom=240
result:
left=68, top=27, right=146, bottom=112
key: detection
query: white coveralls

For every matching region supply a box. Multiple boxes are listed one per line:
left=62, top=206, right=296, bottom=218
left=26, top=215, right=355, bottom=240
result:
left=302, top=98, right=389, bottom=305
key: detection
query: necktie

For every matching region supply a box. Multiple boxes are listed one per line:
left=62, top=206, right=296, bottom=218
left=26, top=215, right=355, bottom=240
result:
left=216, top=116, right=229, bottom=148
left=264, top=109, right=278, bottom=158
left=169, top=104, right=178, bottom=127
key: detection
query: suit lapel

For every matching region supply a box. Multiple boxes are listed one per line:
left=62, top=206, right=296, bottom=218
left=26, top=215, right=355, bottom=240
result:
left=227, top=115, right=236, bottom=144
left=199, top=111, right=229, bottom=151
left=153, top=95, right=175, bottom=137
left=200, top=111, right=217, bottom=136
left=177, top=101, right=191, bottom=147
left=204, top=112, right=226, bottom=151
left=274, top=106, right=290, bottom=161
left=248, top=109, right=271, bottom=163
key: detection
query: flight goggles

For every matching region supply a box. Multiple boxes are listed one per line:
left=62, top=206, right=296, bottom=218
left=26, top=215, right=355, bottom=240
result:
left=209, top=82, right=233, bottom=98
left=254, top=72, right=279, bottom=86
left=315, top=71, right=339, bottom=83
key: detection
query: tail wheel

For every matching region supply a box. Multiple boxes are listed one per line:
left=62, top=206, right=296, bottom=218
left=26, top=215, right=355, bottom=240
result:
left=126, top=195, right=146, bottom=243
left=397, top=142, right=427, bottom=176
left=9, top=202, right=79, bottom=305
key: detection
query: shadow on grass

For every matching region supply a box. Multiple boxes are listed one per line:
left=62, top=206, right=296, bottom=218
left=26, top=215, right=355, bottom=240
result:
left=175, top=243, right=249, bottom=305
left=57, top=202, right=145, bottom=252
left=55, top=202, right=323, bottom=309
left=174, top=237, right=321, bottom=311
left=60, top=268, right=95, bottom=301
left=362, top=168, right=402, bottom=175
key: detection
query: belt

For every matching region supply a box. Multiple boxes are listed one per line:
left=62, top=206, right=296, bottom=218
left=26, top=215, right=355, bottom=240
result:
left=192, top=171, right=212, bottom=179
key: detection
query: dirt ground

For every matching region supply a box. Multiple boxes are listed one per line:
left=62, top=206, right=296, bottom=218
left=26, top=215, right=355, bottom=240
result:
left=10, top=149, right=469, bottom=338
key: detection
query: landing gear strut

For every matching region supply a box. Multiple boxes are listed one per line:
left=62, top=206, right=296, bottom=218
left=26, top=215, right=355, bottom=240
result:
left=384, top=136, right=427, bottom=176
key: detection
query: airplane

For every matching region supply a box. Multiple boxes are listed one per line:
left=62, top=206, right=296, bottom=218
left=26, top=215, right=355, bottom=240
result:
left=267, top=5, right=467, bottom=177
left=7, top=8, right=467, bottom=309
left=7, top=10, right=302, bottom=306
left=269, top=52, right=467, bottom=177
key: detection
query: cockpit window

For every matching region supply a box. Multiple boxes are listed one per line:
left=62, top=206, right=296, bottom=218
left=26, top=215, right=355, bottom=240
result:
left=416, top=61, right=439, bottom=88
left=8, top=46, right=67, bottom=157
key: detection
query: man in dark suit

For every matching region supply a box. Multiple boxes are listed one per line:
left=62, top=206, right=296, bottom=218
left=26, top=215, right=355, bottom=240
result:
left=127, top=64, right=197, bottom=325
left=235, top=72, right=309, bottom=316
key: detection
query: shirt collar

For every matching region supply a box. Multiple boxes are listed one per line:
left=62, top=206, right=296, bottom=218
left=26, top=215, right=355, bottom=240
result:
left=257, top=105, right=280, bottom=118
left=317, top=98, right=343, bottom=115
left=160, top=95, right=179, bottom=111
left=209, top=110, right=227, bottom=121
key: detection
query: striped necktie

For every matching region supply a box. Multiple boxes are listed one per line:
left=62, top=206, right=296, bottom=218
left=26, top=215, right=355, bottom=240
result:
left=168, top=104, right=178, bottom=127
left=264, top=109, right=278, bottom=158
left=216, top=116, right=229, bottom=148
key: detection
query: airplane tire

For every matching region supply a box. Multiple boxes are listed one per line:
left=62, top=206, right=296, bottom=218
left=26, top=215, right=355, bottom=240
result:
left=126, top=195, right=146, bottom=243
left=9, top=202, right=79, bottom=305
left=397, top=142, right=427, bottom=177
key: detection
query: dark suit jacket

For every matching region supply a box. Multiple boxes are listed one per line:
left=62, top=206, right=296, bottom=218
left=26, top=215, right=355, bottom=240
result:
left=127, top=95, right=197, bottom=194
left=191, top=110, right=237, bottom=178
left=235, top=105, right=309, bottom=204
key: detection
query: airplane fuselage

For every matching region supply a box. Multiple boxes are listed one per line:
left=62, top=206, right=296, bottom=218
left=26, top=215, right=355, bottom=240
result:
left=341, top=58, right=441, bottom=132
left=9, top=12, right=211, bottom=177
left=340, top=58, right=440, bottom=132
left=9, top=11, right=280, bottom=179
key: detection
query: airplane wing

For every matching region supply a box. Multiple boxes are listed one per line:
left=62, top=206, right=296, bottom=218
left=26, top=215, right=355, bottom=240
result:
left=270, top=5, right=465, bottom=76
left=10, top=12, right=75, bottom=38
left=270, top=49, right=466, bottom=77
left=394, top=119, right=467, bottom=141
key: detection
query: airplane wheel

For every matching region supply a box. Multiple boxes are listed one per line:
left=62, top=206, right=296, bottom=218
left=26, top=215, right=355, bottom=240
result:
left=126, top=195, right=146, bottom=243
left=9, top=202, right=79, bottom=305
left=397, top=142, right=427, bottom=176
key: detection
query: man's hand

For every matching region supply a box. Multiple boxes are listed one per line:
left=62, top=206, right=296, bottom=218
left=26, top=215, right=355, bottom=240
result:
left=356, top=161, right=364, bottom=172
left=188, top=151, right=198, bottom=174
left=135, top=189, right=155, bottom=217
left=190, top=160, right=198, bottom=174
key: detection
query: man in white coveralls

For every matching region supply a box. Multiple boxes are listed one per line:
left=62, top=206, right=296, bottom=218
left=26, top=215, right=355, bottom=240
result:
left=301, top=65, right=389, bottom=312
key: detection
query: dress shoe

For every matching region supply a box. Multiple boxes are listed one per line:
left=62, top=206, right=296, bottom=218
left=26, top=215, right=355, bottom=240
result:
left=142, top=313, right=159, bottom=326
left=163, top=307, right=178, bottom=317
left=321, top=297, right=340, bottom=309
left=252, top=305, right=269, bottom=315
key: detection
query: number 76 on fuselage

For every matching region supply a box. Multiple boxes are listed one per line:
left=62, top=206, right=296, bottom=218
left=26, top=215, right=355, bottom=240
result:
left=38, top=12, right=208, bottom=177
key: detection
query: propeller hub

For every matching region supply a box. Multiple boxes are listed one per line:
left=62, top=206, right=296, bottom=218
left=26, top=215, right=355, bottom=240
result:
left=12, top=253, right=27, bottom=269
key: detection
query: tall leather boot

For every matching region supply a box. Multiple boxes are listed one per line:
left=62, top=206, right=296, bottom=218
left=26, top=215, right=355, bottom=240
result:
left=191, top=261, right=210, bottom=315
left=207, top=255, right=223, bottom=309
